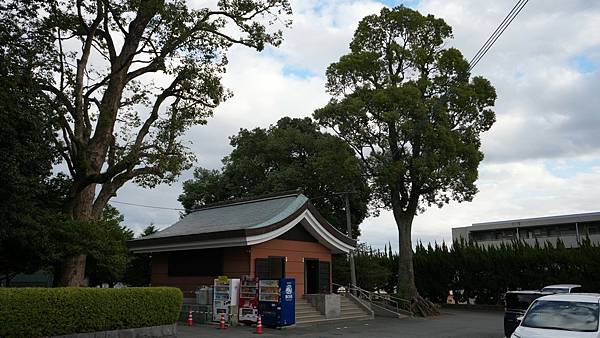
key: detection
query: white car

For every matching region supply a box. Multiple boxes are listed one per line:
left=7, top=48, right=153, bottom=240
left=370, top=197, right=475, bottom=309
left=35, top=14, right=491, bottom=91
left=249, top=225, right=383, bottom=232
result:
left=512, top=293, right=600, bottom=338
left=542, top=284, right=582, bottom=294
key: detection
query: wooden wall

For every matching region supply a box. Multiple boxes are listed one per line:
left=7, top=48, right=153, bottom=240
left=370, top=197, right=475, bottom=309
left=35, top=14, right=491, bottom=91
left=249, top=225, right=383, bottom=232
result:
left=250, top=239, right=332, bottom=298
left=150, top=246, right=250, bottom=298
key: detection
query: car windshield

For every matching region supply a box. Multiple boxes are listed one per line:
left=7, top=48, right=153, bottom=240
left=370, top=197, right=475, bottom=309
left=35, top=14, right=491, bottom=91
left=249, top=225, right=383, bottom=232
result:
left=542, top=288, right=569, bottom=294
left=522, top=300, right=599, bottom=332
left=505, top=293, right=544, bottom=311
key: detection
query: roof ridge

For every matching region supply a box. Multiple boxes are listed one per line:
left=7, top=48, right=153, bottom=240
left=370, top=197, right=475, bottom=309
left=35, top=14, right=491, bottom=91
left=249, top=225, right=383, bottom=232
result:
left=188, top=189, right=303, bottom=213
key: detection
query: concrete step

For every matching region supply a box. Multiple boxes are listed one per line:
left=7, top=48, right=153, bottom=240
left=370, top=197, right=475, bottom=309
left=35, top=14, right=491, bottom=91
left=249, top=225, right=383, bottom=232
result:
left=341, top=310, right=368, bottom=317
left=296, top=309, right=321, bottom=315
left=295, top=305, right=316, bottom=310
left=296, top=312, right=324, bottom=318
left=296, top=314, right=325, bottom=322
left=295, top=314, right=372, bottom=326
left=295, top=306, right=318, bottom=312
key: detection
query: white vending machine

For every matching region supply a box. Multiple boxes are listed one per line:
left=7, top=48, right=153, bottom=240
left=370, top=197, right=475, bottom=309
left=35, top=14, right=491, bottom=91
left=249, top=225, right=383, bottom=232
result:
left=212, top=277, right=240, bottom=322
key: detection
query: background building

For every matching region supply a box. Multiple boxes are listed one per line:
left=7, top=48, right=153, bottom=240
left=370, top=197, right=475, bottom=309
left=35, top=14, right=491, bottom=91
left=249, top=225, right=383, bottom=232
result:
left=452, top=212, right=600, bottom=248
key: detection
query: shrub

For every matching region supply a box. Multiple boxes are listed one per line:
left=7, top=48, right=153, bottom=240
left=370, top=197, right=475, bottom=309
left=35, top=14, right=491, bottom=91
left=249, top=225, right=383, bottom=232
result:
left=0, top=287, right=183, bottom=338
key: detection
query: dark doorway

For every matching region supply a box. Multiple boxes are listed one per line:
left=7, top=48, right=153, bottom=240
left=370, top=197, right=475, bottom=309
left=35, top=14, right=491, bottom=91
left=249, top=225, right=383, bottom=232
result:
left=305, top=259, right=319, bottom=294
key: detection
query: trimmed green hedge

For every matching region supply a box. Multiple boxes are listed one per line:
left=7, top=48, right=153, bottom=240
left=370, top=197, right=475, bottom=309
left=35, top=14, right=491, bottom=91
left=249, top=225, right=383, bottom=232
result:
left=0, top=287, right=183, bottom=338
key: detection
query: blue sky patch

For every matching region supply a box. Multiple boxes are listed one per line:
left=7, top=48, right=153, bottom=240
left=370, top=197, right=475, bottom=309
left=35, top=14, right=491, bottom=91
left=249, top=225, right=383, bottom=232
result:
left=282, top=64, right=317, bottom=79
left=545, top=158, right=600, bottom=178
left=380, top=0, right=420, bottom=8
left=569, top=54, right=598, bottom=74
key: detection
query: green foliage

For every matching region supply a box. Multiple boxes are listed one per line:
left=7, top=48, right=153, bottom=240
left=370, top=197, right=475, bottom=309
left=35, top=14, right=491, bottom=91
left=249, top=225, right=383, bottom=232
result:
left=415, top=239, right=600, bottom=304
left=334, top=240, right=600, bottom=304
left=333, top=243, right=391, bottom=291
left=85, top=206, right=135, bottom=286
left=179, top=117, right=370, bottom=235
left=0, top=287, right=182, bottom=337
left=0, top=4, right=63, bottom=281
left=314, top=5, right=496, bottom=298
left=124, top=225, right=158, bottom=286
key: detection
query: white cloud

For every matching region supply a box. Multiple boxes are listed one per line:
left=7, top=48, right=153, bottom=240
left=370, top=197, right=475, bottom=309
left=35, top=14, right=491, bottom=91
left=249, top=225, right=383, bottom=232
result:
left=113, top=0, right=600, bottom=251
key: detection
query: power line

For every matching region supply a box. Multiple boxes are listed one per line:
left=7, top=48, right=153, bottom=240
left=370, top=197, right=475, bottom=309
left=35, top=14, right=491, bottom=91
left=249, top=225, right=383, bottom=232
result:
left=469, top=0, right=530, bottom=72
left=469, top=0, right=524, bottom=66
left=110, top=200, right=185, bottom=211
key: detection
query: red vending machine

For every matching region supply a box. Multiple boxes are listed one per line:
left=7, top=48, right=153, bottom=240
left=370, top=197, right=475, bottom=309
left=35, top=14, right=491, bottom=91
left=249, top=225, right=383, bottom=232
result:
left=238, top=276, right=259, bottom=323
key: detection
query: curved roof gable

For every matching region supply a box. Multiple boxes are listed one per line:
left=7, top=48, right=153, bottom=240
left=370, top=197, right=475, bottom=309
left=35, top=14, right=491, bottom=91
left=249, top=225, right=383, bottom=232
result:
left=128, top=192, right=355, bottom=254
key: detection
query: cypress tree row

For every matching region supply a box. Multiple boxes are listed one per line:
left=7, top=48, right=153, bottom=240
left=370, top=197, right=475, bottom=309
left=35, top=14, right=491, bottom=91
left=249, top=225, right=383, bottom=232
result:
left=332, top=239, right=600, bottom=305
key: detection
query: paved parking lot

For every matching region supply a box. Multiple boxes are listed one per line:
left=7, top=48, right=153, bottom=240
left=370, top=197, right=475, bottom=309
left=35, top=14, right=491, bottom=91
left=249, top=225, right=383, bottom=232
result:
left=178, top=309, right=504, bottom=338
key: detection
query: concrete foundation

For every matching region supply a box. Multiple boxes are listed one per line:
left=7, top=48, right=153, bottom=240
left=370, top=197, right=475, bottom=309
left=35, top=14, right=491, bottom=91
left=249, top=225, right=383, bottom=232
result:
left=304, top=294, right=341, bottom=319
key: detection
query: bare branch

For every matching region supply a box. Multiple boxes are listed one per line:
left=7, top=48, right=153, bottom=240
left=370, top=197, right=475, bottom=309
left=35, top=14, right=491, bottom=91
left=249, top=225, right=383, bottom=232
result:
left=74, top=0, right=104, bottom=140
left=132, top=74, right=182, bottom=149
left=39, top=84, right=76, bottom=118
left=106, top=1, right=128, bottom=36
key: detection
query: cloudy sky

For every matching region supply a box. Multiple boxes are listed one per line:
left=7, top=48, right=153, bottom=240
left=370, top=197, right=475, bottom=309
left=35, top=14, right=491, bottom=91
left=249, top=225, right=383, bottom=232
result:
left=112, top=0, right=600, bottom=251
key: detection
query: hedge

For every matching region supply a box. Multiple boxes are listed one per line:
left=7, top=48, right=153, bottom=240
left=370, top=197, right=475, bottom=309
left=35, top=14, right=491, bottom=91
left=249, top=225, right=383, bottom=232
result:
left=0, top=287, right=183, bottom=338
left=333, top=239, right=600, bottom=305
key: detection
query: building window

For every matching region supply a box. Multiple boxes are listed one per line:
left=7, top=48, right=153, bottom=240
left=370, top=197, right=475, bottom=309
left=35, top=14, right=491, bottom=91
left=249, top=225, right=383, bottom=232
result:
left=167, top=248, right=224, bottom=277
left=587, top=224, right=600, bottom=235
left=255, top=257, right=285, bottom=279
left=559, top=224, right=576, bottom=236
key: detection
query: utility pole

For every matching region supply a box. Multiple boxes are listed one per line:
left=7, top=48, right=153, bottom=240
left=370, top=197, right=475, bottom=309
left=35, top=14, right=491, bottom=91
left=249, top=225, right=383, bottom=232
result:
left=344, top=193, right=357, bottom=290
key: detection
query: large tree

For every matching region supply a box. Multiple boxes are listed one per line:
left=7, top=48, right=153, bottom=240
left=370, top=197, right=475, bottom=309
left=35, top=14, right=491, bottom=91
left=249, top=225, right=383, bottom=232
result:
left=9, top=0, right=291, bottom=285
left=314, top=6, right=496, bottom=314
left=0, top=4, right=62, bottom=284
left=179, top=117, right=370, bottom=235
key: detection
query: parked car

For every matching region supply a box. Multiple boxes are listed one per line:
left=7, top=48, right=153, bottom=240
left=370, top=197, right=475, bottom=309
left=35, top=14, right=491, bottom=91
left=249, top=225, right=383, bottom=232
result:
left=511, top=293, right=600, bottom=338
left=541, top=284, right=582, bottom=294
left=504, top=290, right=552, bottom=338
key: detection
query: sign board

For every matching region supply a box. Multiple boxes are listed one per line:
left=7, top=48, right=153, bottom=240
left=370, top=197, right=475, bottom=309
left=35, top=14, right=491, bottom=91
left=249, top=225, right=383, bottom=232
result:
left=217, top=275, right=229, bottom=284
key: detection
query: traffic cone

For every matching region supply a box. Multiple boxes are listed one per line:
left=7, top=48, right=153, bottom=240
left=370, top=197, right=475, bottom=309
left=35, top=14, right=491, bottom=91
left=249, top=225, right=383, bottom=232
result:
left=219, top=313, right=226, bottom=330
left=255, top=315, right=263, bottom=334
left=187, top=310, right=193, bottom=327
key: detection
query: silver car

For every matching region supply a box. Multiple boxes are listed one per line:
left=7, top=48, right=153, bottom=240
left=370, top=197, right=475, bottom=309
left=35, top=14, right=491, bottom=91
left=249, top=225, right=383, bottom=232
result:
left=512, top=293, right=600, bottom=338
left=541, top=284, right=582, bottom=294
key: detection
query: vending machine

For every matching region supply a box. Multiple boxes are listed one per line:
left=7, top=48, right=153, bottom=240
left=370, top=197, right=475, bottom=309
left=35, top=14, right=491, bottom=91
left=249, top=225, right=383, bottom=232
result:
left=213, top=277, right=240, bottom=322
left=238, top=276, right=259, bottom=323
left=258, top=278, right=295, bottom=327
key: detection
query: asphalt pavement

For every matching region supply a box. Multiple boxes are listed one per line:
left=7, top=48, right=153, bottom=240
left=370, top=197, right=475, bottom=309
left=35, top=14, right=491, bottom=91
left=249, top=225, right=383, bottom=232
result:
left=177, top=309, right=505, bottom=338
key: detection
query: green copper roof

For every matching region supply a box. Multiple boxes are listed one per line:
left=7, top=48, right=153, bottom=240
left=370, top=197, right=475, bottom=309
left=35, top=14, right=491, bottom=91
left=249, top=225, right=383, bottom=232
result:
left=143, top=193, right=309, bottom=239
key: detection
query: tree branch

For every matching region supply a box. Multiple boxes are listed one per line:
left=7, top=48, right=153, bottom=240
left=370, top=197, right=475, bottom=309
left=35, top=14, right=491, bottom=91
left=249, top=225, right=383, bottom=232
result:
left=74, top=0, right=104, bottom=141
left=39, top=84, right=76, bottom=118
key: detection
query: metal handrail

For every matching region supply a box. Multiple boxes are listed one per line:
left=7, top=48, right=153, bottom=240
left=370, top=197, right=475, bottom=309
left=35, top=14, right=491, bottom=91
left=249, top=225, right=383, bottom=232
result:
left=332, top=283, right=413, bottom=316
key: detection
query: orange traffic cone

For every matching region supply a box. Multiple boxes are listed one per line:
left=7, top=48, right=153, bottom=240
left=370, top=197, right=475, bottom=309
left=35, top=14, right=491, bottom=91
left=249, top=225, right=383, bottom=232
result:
left=219, top=313, right=226, bottom=330
left=255, top=315, right=263, bottom=334
left=187, top=310, right=193, bottom=327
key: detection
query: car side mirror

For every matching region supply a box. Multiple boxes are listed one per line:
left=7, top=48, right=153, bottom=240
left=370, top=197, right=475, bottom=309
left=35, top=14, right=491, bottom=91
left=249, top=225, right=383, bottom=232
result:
left=516, top=316, right=524, bottom=323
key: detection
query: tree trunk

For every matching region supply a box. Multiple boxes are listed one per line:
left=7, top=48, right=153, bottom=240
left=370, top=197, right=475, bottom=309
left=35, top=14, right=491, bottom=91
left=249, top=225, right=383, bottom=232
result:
left=57, top=254, right=87, bottom=286
left=395, top=212, right=417, bottom=299
left=394, top=209, right=440, bottom=317
left=57, top=183, right=96, bottom=286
